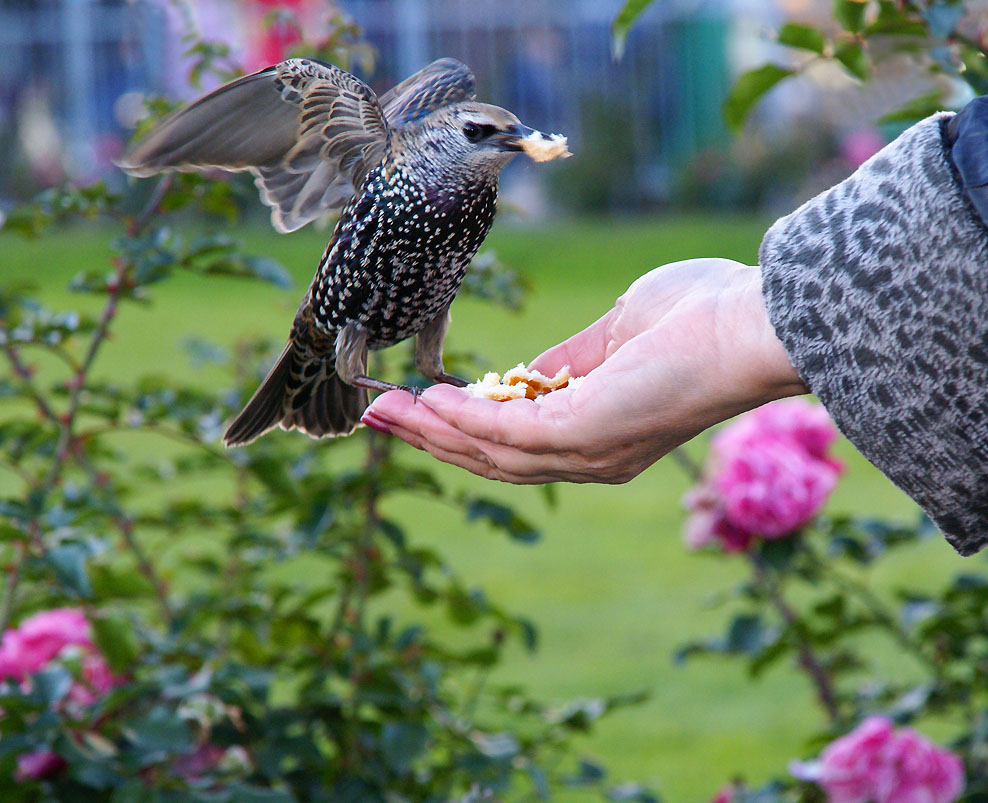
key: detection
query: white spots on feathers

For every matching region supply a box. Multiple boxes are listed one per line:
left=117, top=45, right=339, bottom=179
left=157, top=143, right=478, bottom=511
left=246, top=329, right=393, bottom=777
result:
left=308, top=157, right=499, bottom=348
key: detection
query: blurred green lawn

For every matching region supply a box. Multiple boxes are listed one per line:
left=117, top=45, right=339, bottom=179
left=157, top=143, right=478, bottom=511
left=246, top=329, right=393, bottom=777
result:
left=3, top=215, right=966, bottom=800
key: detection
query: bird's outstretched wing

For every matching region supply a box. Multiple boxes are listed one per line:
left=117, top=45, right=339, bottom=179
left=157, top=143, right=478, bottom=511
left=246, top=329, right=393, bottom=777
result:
left=118, top=59, right=389, bottom=233
left=379, top=58, right=476, bottom=126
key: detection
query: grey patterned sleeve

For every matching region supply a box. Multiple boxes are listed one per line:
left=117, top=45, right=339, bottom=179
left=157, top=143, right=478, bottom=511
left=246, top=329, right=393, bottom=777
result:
left=759, top=112, right=988, bottom=555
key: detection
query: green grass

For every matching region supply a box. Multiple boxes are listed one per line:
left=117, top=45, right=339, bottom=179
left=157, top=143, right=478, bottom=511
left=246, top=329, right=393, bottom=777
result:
left=3, top=214, right=960, bottom=800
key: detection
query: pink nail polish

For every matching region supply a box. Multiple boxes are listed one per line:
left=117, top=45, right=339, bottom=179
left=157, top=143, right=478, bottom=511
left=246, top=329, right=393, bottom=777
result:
left=361, top=413, right=392, bottom=434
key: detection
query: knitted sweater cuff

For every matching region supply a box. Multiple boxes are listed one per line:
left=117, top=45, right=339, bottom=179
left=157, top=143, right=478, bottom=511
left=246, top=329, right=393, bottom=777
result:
left=759, top=113, right=988, bottom=556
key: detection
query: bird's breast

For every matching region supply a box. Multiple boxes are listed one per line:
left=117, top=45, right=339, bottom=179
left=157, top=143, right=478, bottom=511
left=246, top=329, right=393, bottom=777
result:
left=310, top=166, right=498, bottom=348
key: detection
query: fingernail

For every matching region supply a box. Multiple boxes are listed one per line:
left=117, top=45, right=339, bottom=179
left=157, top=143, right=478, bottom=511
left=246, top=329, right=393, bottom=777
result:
left=360, top=412, right=392, bottom=434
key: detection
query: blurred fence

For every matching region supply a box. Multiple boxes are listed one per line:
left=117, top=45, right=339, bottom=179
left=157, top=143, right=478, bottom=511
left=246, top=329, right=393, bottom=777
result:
left=346, top=0, right=733, bottom=209
left=0, top=0, right=757, bottom=211
left=0, top=1, right=169, bottom=195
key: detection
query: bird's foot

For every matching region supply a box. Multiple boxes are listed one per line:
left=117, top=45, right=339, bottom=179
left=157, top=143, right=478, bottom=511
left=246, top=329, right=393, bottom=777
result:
left=431, top=372, right=469, bottom=388
left=351, top=375, right=422, bottom=397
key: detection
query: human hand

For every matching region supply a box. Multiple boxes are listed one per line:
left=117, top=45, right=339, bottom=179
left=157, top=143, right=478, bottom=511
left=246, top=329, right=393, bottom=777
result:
left=362, top=258, right=808, bottom=484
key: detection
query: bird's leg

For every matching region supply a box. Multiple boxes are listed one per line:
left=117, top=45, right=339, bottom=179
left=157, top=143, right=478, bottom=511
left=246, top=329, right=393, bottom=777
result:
left=336, top=321, right=422, bottom=396
left=415, top=307, right=469, bottom=388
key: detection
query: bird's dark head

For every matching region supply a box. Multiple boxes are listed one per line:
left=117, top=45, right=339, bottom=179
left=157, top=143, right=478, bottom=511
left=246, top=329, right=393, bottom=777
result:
left=393, top=102, right=538, bottom=182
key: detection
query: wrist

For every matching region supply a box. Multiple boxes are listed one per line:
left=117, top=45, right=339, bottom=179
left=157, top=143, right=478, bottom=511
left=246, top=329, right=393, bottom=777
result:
left=743, top=265, right=808, bottom=402
left=711, top=265, right=807, bottom=420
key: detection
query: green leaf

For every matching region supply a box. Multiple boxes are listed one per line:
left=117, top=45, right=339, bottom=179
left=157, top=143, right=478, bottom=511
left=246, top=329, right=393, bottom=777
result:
left=606, top=782, right=660, bottom=803
left=381, top=722, right=429, bottom=772
left=723, top=64, right=795, bottom=132
left=464, top=497, right=540, bottom=543
left=224, top=786, right=296, bottom=803
left=877, top=89, right=947, bottom=124
left=91, top=614, right=140, bottom=674
left=726, top=614, right=771, bottom=654
left=242, top=256, right=293, bottom=288
left=611, top=0, right=653, bottom=59
left=31, top=666, right=74, bottom=707
left=46, top=543, right=93, bottom=597
left=247, top=456, right=299, bottom=501
left=834, top=0, right=868, bottom=33
left=834, top=41, right=870, bottom=80
left=777, top=23, right=826, bottom=55
left=757, top=537, right=799, bottom=571
left=127, top=707, right=193, bottom=757
left=564, top=759, right=607, bottom=787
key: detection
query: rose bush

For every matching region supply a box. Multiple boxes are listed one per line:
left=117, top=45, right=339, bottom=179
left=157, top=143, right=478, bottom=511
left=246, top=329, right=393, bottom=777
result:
left=0, top=608, right=124, bottom=782
left=679, top=402, right=983, bottom=801
left=0, top=9, right=658, bottom=801
left=790, top=716, right=964, bottom=803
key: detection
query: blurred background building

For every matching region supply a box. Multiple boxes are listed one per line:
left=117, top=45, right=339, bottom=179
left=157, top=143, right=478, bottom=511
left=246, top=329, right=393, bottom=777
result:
left=0, top=0, right=962, bottom=217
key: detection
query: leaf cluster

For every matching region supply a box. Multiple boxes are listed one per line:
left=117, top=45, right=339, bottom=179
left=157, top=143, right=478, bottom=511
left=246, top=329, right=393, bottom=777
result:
left=0, top=14, right=657, bottom=802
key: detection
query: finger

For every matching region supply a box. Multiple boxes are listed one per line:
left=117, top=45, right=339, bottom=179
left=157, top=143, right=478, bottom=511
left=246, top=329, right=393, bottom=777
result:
left=383, top=419, right=556, bottom=484
left=367, top=389, right=583, bottom=475
left=412, top=384, right=572, bottom=454
left=528, top=308, right=615, bottom=377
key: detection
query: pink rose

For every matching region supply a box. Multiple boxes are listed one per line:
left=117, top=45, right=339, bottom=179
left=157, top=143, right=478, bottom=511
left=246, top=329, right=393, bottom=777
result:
left=683, top=485, right=753, bottom=553
left=714, top=436, right=841, bottom=538
left=0, top=608, right=124, bottom=703
left=792, top=716, right=965, bottom=803
left=714, top=398, right=840, bottom=466
left=15, top=749, right=66, bottom=781
left=682, top=400, right=842, bottom=551
left=173, top=742, right=228, bottom=781
left=0, top=608, right=92, bottom=681
left=841, top=128, right=885, bottom=169
left=66, top=653, right=121, bottom=707
left=878, top=728, right=965, bottom=803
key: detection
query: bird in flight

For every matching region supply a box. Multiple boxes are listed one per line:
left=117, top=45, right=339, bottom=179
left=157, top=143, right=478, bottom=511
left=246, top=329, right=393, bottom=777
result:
left=119, top=57, right=566, bottom=446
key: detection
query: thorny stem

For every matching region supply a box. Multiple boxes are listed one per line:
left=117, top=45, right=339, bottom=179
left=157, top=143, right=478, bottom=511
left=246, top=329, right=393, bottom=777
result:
left=76, top=454, right=173, bottom=625
left=750, top=551, right=842, bottom=725
left=824, top=559, right=941, bottom=678
left=0, top=176, right=172, bottom=632
left=79, top=422, right=230, bottom=463
left=669, top=446, right=703, bottom=482
left=341, top=354, right=391, bottom=768
left=0, top=542, right=27, bottom=634
left=2, top=345, right=59, bottom=423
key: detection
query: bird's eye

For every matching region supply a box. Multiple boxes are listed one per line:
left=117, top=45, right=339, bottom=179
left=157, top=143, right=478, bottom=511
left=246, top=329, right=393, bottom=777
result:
left=463, top=122, right=483, bottom=143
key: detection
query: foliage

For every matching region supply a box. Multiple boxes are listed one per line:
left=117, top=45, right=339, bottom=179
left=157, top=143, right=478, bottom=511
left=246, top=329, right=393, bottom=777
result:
left=0, top=12, right=656, bottom=803
left=677, top=401, right=985, bottom=802
left=678, top=508, right=988, bottom=801
left=616, top=0, right=988, bottom=131
left=725, top=0, right=987, bottom=130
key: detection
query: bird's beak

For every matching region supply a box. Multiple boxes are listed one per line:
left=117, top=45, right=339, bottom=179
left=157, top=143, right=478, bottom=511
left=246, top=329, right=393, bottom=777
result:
left=493, top=123, right=538, bottom=152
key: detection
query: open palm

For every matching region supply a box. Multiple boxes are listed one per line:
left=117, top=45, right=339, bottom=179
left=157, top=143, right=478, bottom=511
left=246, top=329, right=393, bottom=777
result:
left=363, top=258, right=807, bottom=484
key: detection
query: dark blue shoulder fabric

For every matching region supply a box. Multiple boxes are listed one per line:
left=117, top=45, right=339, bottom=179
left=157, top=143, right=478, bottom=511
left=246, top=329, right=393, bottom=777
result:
left=945, top=95, right=988, bottom=228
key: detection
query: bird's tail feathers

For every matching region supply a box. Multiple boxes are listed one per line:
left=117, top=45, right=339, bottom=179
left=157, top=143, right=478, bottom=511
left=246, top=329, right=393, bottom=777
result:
left=223, top=343, right=368, bottom=447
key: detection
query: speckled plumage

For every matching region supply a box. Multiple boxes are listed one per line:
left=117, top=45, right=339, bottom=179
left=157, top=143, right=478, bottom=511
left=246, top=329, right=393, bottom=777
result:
left=308, top=156, right=497, bottom=348
left=120, top=57, right=549, bottom=445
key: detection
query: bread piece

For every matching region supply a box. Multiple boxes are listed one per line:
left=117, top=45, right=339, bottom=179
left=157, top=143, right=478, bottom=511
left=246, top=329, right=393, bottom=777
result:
left=465, top=363, right=582, bottom=402
left=519, top=132, right=572, bottom=163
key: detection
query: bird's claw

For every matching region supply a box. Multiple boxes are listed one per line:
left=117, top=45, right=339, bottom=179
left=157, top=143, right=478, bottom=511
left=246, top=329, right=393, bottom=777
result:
left=402, top=384, right=424, bottom=403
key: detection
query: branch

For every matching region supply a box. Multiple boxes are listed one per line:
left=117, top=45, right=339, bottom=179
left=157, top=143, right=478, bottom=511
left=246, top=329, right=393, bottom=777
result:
left=750, top=551, right=843, bottom=725
left=2, top=344, right=59, bottom=423
left=0, top=176, right=174, bottom=629
left=76, top=454, right=173, bottom=624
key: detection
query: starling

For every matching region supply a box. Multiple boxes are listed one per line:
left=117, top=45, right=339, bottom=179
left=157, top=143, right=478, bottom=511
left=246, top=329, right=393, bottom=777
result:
left=119, top=58, right=565, bottom=445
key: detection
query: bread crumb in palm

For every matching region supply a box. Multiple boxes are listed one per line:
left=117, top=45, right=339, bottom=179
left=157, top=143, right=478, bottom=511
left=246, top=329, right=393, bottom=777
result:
left=465, top=363, right=582, bottom=402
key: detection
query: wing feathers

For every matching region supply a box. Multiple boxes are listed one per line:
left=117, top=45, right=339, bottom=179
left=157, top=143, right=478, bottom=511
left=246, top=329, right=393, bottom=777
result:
left=120, top=57, right=479, bottom=232
left=120, top=59, right=388, bottom=231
